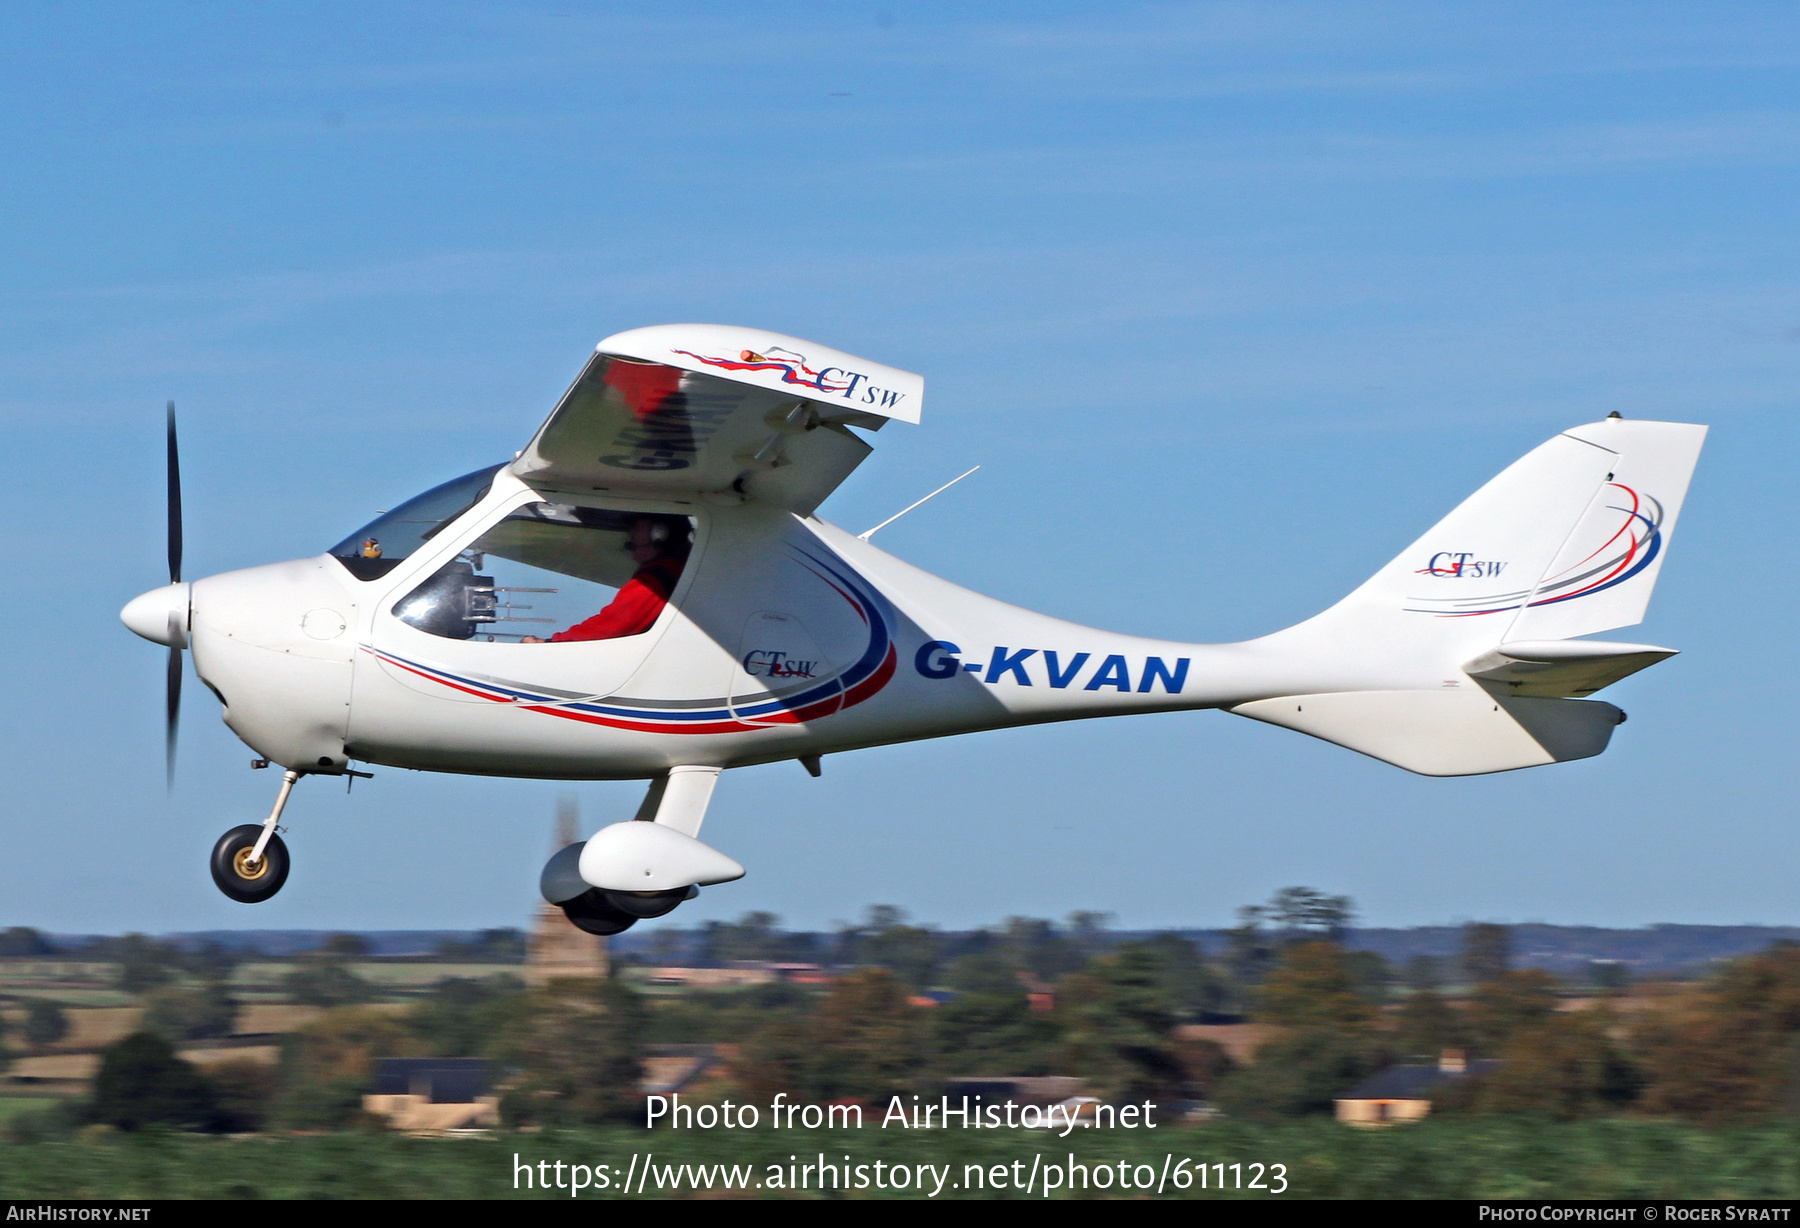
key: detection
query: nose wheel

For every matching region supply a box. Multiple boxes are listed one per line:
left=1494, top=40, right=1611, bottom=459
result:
left=209, top=768, right=301, bottom=903
left=211, top=825, right=290, bottom=902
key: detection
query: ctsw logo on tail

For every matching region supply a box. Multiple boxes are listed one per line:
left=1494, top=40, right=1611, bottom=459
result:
left=1405, top=482, right=1665, bottom=619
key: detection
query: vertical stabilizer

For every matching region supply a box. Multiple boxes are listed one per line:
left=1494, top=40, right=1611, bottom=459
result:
left=1236, top=417, right=1705, bottom=776
left=1283, top=417, right=1706, bottom=662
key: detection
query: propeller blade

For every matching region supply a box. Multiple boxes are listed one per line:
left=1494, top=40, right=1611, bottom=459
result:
left=165, top=637, right=182, bottom=790
left=164, top=401, right=183, bottom=786
left=166, top=401, right=182, bottom=585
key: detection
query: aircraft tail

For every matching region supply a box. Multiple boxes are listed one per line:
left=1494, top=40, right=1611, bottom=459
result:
left=1231, top=416, right=1706, bottom=776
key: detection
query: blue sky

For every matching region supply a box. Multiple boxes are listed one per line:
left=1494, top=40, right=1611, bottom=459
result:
left=3, top=2, right=1798, bottom=935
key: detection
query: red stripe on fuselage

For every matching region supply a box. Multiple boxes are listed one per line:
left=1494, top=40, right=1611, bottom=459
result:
left=369, top=631, right=898, bottom=737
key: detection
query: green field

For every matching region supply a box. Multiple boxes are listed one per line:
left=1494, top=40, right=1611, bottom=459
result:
left=2, top=1118, right=1797, bottom=1200
left=226, top=961, right=521, bottom=996
left=0, top=1098, right=65, bottom=1124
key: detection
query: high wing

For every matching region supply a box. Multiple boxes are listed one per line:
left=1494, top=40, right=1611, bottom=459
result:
left=510, top=325, right=923, bottom=515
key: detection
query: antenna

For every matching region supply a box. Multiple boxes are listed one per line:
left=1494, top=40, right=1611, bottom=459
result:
left=857, top=466, right=980, bottom=540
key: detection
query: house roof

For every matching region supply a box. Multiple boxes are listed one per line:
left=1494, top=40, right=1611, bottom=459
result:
left=1340, top=1060, right=1503, bottom=1101
left=943, top=1076, right=1086, bottom=1106
left=640, top=1043, right=721, bottom=1095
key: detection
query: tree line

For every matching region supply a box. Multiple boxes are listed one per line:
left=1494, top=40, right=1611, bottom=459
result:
left=8, top=890, right=1800, bottom=1137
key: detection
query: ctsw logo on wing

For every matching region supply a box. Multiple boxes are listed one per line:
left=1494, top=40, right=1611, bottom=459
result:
left=672, top=347, right=910, bottom=412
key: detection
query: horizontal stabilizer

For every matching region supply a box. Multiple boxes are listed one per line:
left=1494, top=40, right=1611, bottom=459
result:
left=1230, top=689, right=1625, bottom=776
left=1462, top=639, right=1677, bottom=698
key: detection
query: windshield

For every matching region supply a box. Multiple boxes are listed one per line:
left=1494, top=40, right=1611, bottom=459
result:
left=329, top=464, right=503, bottom=580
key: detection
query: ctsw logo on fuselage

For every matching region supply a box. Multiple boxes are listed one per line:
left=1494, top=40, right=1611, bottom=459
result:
left=913, top=642, right=1189, bottom=693
left=743, top=650, right=819, bottom=679
left=1416, top=552, right=1509, bottom=579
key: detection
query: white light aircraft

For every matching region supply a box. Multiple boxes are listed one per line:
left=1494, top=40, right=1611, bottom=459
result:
left=121, top=325, right=1707, bottom=933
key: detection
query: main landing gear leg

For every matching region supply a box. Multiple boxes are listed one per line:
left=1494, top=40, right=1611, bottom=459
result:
left=543, top=767, right=734, bottom=936
left=210, top=770, right=300, bottom=903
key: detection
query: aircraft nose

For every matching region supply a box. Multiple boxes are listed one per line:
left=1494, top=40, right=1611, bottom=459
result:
left=121, top=583, right=191, bottom=647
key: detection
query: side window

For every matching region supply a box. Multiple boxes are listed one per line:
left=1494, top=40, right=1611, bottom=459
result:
left=330, top=465, right=503, bottom=580
left=392, top=503, right=694, bottom=642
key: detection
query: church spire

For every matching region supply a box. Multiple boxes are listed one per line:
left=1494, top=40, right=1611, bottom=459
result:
left=524, top=795, right=609, bottom=986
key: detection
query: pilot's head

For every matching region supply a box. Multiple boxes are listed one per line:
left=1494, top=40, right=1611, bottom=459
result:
left=626, top=515, right=690, bottom=565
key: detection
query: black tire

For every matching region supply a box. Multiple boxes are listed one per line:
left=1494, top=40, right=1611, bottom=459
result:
left=601, top=887, right=689, bottom=919
left=210, top=825, right=290, bottom=903
left=560, top=888, right=637, bottom=936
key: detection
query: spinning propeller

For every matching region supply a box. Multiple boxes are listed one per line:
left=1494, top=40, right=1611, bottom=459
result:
left=164, top=401, right=183, bottom=787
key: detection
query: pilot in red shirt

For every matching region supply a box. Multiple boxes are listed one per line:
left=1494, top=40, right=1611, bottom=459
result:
left=523, top=516, right=689, bottom=643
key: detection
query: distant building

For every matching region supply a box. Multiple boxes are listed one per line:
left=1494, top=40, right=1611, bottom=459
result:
left=364, top=1058, right=499, bottom=1132
left=767, top=963, right=830, bottom=984
left=640, top=1044, right=731, bottom=1096
left=943, top=1076, right=1087, bottom=1107
left=648, top=966, right=775, bottom=988
left=1016, top=972, right=1056, bottom=1012
left=646, top=962, right=828, bottom=987
left=1174, top=1023, right=1283, bottom=1064
left=1335, top=1050, right=1502, bottom=1127
left=524, top=799, right=608, bottom=987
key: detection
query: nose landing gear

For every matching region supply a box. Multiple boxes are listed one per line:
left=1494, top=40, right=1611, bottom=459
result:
left=210, top=825, right=290, bottom=902
left=209, top=769, right=301, bottom=903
